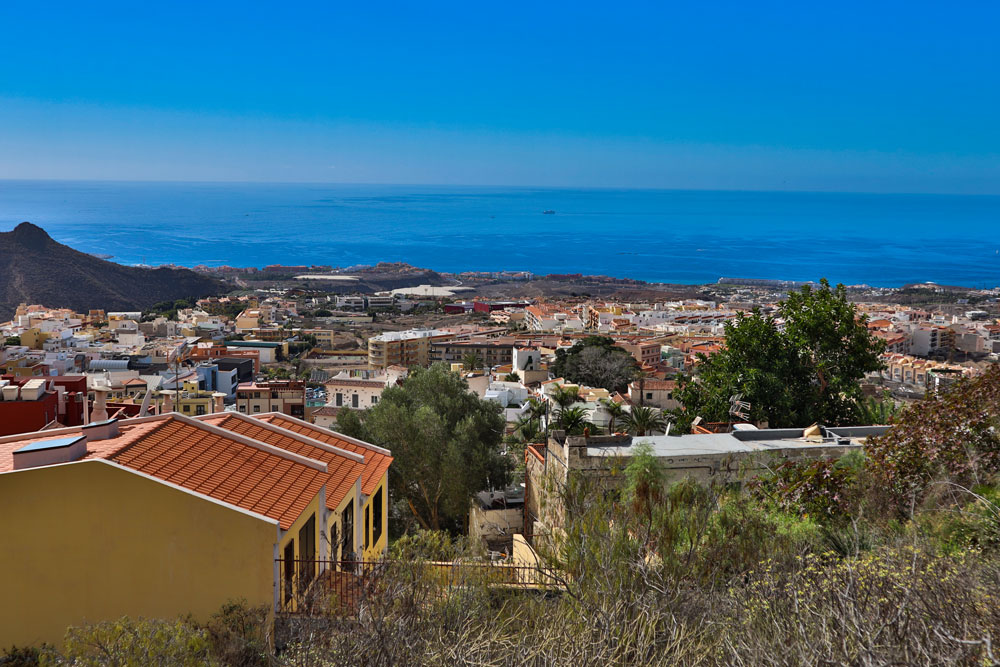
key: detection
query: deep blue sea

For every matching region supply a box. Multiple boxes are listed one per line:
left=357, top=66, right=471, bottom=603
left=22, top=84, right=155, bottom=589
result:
left=1, top=180, right=998, bottom=288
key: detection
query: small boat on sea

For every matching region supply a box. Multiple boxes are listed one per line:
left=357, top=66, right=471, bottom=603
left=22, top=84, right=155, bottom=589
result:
left=542, top=210, right=555, bottom=215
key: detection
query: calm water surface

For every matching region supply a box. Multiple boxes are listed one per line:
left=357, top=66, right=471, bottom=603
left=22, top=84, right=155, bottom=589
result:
left=0, top=180, right=997, bottom=287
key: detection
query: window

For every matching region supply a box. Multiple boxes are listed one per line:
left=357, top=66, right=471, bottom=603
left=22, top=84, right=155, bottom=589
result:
left=196, top=405, right=206, bottom=416
left=330, top=523, right=339, bottom=559
left=298, top=515, right=316, bottom=588
left=253, top=405, right=261, bottom=413
left=646, top=392, right=653, bottom=400
left=352, top=394, right=359, bottom=408
left=238, top=405, right=246, bottom=412
left=372, top=487, right=383, bottom=545
left=335, top=393, right=343, bottom=406
left=272, top=404, right=280, bottom=412
left=365, top=505, right=370, bottom=549
left=283, top=540, right=295, bottom=604
left=371, top=395, right=378, bottom=404
left=341, top=500, right=354, bottom=557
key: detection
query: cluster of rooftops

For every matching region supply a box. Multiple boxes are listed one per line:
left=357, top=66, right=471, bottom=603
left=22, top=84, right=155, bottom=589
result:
left=0, top=411, right=391, bottom=530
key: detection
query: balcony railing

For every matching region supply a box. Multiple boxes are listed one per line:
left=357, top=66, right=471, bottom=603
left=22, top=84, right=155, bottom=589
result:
left=275, top=558, right=565, bottom=616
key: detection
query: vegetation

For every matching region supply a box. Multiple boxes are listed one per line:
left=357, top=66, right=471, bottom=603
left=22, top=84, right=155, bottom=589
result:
left=623, top=404, right=669, bottom=436
left=550, top=336, right=638, bottom=393
left=17, top=362, right=1000, bottom=666
left=335, top=363, right=512, bottom=532
left=676, top=279, right=885, bottom=427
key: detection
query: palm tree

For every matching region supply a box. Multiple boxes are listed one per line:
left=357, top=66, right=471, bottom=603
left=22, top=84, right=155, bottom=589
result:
left=625, top=405, right=669, bottom=436
left=462, top=352, right=483, bottom=371
left=855, top=392, right=900, bottom=425
left=504, top=371, right=521, bottom=383
left=525, top=397, right=548, bottom=422
left=514, top=416, right=543, bottom=443
left=555, top=406, right=591, bottom=436
left=601, top=398, right=627, bottom=434
left=550, top=385, right=581, bottom=411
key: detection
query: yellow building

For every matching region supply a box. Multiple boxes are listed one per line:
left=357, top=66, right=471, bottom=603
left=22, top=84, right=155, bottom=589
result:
left=0, top=411, right=393, bottom=646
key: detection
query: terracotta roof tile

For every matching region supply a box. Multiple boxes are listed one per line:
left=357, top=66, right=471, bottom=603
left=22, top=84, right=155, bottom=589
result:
left=0, top=416, right=327, bottom=530
left=200, top=413, right=365, bottom=507
left=253, top=414, right=393, bottom=496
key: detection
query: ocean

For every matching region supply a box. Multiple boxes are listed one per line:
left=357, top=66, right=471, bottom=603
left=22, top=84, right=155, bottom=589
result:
left=1, top=180, right=998, bottom=288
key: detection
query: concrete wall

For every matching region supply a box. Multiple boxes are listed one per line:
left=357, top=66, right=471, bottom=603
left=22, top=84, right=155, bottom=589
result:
left=469, top=504, right=523, bottom=541
left=0, top=459, right=277, bottom=648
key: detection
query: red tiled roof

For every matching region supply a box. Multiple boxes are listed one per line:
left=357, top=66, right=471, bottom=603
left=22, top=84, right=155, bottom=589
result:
left=106, top=418, right=326, bottom=530
left=253, top=414, right=392, bottom=495
left=0, top=416, right=327, bottom=530
left=200, top=413, right=363, bottom=509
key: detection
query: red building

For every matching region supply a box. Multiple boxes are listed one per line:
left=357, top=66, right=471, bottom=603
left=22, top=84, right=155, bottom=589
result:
left=0, top=375, right=88, bottom=436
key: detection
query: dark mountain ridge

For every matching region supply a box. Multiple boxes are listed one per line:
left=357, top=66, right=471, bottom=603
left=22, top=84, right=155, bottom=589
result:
left=0, top=222, right=223, bottom=320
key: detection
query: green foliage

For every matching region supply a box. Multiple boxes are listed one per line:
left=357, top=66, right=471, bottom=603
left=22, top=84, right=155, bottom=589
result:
left=503, top=371, right=520, bottom=382
left=313, top=309, right=333, bottom=317
left=333, top=363, right=511, bottom=532
left=623, top=405, right=669, bottom=436
left=203, top=601, right=271, bottom=667
left=388, top=529, right=478, bottom=561
left=855, top=391, right=900, bottom=425
left=676, top=279, right=885, bottom=427
left=866, top=364, right=1000, bottom=511
left=0, top=644, right=43, bottom=666
left=462, top=352, right=483, bottom=371
left=3, top=336, right=20, bottom=347
left=58, top=616, right=215, bottom=666
left=749, top=454, right=862, bottom=522
left=550, top=336, right=639, bottom=393
left=554, top=405, right=591, bottom=435
left=600, top=398, right=627, bottom=433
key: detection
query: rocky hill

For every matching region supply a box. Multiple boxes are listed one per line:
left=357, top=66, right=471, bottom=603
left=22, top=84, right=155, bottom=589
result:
left=0, top=222, right=223, bottom=320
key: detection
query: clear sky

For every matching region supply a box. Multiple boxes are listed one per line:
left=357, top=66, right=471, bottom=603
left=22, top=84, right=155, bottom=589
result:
left=1, top=1, right=998, bottom=193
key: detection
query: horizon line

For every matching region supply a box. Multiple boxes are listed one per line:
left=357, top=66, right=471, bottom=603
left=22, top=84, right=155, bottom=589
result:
left=1, top=177, right=998, bottom=199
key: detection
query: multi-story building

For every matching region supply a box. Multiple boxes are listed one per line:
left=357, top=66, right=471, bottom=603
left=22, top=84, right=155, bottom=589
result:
left=324, top=367, right=406, bottom=410
left=0, top=376, right=88, bottom=436
left=236, top=380, right=307, bottom=419
left=430, top=336, right=516, bottom=369
left=367, top=329, right=455, bottom=369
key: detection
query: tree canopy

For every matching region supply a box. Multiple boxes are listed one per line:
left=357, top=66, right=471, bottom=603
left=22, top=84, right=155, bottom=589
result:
left=675, top=279, right=884, bottom=428
left=551, top=336, right=639, bottom=393
left=335, top=363, right=511, bottom=532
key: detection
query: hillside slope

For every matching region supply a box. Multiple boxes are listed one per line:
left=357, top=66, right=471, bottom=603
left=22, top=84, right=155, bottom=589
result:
left=0, top=222, right=223, bottom=320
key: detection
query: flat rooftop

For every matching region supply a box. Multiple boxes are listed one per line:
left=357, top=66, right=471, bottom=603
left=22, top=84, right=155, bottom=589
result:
left=584, top=426, right=888, bottom=459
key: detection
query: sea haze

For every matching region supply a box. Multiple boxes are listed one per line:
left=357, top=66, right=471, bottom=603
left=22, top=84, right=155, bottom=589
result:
left=0, top=180, right=997, bottom=288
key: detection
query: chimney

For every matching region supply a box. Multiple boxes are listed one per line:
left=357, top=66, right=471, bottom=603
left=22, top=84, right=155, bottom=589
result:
left=212, top=392, right=226, bottom=414
left=13, top=434, right=87, bottom=470
left=92, top=386, right=110, bottom=422
left=83, top=417, right=120, bottom=442
left=1, top=384, right=20, bottom=401
left=160, top=390, right=175, bottom=413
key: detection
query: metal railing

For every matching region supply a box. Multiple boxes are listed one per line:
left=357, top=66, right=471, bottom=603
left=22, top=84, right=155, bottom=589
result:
left=275, top=558, right=565, bottom=616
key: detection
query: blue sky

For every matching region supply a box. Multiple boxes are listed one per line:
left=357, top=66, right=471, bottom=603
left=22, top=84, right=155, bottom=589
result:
left=1, top=1, right=998, bottom=192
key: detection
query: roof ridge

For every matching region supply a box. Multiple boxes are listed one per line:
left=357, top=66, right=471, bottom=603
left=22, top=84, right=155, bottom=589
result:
left=253, top=412, right=393, bottom=456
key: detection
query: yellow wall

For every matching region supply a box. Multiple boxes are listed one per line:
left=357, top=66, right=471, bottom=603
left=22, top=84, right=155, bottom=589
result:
left=0, top=460, right=278, bottom=648
left=19, top=328, right=44, bottom=349
left=361, top=473, right=389, bottom=559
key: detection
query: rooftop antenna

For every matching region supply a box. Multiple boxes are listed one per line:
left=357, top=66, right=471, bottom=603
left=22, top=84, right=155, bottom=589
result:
left=728, top=393, right=751, bottom=431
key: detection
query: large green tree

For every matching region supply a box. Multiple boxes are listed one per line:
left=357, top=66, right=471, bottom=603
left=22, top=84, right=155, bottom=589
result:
left=335, top=363, right=512, bottom=532
left=676, top=279, right=884, bottom=427
left=551, top=336, right=639, bottom=393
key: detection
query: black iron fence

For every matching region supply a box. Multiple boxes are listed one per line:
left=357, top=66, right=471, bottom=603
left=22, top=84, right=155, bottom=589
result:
left=275, top=558, right=565, bottom=615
